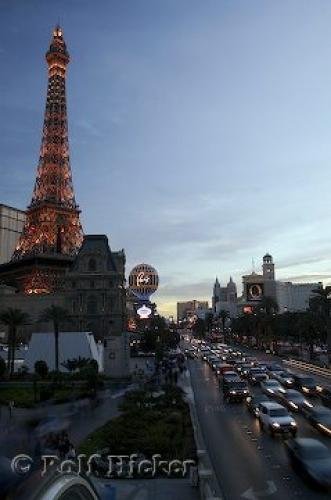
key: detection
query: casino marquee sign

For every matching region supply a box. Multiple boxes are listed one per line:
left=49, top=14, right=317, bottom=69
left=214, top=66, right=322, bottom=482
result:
left=128, top=263, right=159, bottom=301
left=246, top=283, right=264, bottom=301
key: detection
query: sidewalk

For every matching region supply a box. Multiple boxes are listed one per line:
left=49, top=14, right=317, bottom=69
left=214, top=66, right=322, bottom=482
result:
left=0, top=385, right=136, bottom=457
left=97, top=478, right=199, bottom=500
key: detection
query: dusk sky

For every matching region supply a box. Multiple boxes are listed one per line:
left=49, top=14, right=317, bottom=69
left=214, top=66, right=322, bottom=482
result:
left=1, top=0, right=331, bottom=316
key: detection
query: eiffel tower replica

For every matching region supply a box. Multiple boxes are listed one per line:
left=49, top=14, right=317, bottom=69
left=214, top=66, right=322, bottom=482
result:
left=0, top=26, right=83, bottom=294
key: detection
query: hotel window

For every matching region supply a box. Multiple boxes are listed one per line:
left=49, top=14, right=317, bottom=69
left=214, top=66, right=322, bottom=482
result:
left=87, top=296, right=97, bottom=314
left=88, top=258, right=97, bottom=272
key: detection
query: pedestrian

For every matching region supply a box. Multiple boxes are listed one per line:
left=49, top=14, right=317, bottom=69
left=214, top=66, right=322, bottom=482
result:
left=189, top=464, right=198, bottom=487
left=58, top=436, right=68, bottom=459
left=8, top=400, right=14, bottom=419
left=66, top=443, right=76, bottom=460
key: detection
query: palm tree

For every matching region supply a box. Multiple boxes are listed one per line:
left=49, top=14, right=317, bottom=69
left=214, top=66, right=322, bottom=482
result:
left=309, top=286, right=330, bottom=360
left=0, top=308, right=30, bottom=377
left=254, top=296, right=279, bottom=349
left=297, top=311, right=322, bottom=361
left=219, top=310, right=230, bottom=332
left=39, top=305, right=70, bottom=372
left=259, top=296, right=279, bottom=315
left=192, top=317, right=205, bottom=339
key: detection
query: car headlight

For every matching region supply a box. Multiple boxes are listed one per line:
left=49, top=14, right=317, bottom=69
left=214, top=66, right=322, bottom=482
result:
left=286, top=379, right=293, bottom=384
left=230, top=390, right=237, bottom=394
left=290, top=421, right=297, bottom=427
left=243, top=390, right=248, bottom=394
left=267, top=389, right=274, bottom=393
left=246, top=396, right=252, bottom=402
left=316, top=385, right=323, bottom=392
left=302, top=386, right=309, bottom=393
left=289, top=402, right=298, bottom=409
left=252, top=377, right=256, bottom=381
left=304, top=401, right=313, bottom=408
left=272, top=422, right=280, bottom=428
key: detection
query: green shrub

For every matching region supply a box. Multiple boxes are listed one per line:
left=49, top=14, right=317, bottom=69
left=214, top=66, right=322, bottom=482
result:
left=34, top=360, right=49, bottom=379
left=0, top=357, right=6, bottom=378
left=79, top=386, right=196, bottom=463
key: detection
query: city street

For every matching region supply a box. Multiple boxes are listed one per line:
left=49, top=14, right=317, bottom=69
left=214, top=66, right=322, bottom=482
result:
left=188, top=354, right=331, bottom=500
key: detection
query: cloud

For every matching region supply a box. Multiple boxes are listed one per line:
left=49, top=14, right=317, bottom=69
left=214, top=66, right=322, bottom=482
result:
left=282, top=274, right=331, bottom=282
left=158, top=279, right=212, bottom=299
left=74, top=119, right=101, bottom=137
left=277, top=254, right=331, bottom=270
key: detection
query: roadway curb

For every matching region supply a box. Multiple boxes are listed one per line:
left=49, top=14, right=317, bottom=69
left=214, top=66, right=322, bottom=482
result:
left=179, top=365, right=225, bottom=500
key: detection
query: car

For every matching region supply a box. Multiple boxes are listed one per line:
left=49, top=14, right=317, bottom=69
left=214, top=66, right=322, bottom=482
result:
left=233, top=360, right=247, bottom=370
left=246, top=394, right=271, bottom=417
left=292, top=374, right=318, bottom=396
left=248, top=368, right=269, bottom=385
left=254, top=362, right=268, bottom=371
left=211, top=360, right=223, bottom=374
left=222, top=371, right=241, bottom=385
left=258, top=401, right=297, bottom=436
left=266, top=363, right=283, bottom=376
left=223, top=355, right=237, bottom=365
left=261, top=379, right=283, bottom=396
left=285, top=438, right=331, bottom=488
left=237, top=363, right=252, bottom=377
left=275, top=389, right=314, bottom=411
left=273, top=370, right=295, bottom=387
left=207, top=356, right=219, bottom=367
left=245, top=356, right=257, bottom=366
left=317, top=385, right=331, bottom=408
left=205, top=353, right=216, bottom=362
left=217, top=363, right=234, bottom=375
left=234, top=350, right=244, bottom=357
left=184, top=348, right=196, bottom=359
left=223, top=380, right=250, bottom=402
left=302, top=405, right=331, bottom=437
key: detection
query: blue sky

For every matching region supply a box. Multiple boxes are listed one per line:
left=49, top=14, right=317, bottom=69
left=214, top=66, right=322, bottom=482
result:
left=1, top=0, right=331, bottom=316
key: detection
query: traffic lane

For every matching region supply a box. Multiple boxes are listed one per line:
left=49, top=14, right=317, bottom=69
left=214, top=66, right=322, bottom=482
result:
left=236, top=345, right=330, bottom=387
left=189, top=359, right=330, bottom=500
left=189, top=360, right=284, bottom=500
left=251, top=385, right=331, bottom=452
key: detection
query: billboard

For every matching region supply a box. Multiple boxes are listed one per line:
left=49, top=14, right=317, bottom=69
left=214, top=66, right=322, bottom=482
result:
left=128, top=263, right=159, bottom=301
left=246, top=283, right=264, bottom=301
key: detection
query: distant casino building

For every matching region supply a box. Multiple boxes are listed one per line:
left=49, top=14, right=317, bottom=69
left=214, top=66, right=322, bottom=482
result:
left=212, top=276, right=238, bottom=318
left=240, top=254, right=321, bottom=314
left=177, top=300, right=209, bottom=321
left=0, top=204, right=26, bottom=265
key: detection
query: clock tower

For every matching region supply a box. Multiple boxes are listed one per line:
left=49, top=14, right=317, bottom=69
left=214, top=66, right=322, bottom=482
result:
left=263, top=253, right=275, bottom=281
